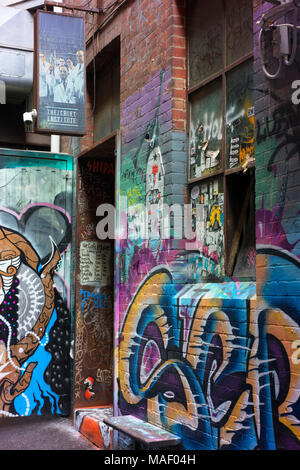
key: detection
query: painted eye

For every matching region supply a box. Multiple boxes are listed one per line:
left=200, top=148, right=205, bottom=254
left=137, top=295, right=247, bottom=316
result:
left=150, top=367, right=188, bottom=408
left=140, top=339, right=161, bottom=384
left=163, top=391, right=175, bottom=400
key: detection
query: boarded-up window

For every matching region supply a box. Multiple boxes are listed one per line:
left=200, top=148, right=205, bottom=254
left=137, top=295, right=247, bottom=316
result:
left=90, top=38, right=120, bottom=143
left=187, top=0, right=255, bottom=281
left=188, top=0, right=223, bottom=89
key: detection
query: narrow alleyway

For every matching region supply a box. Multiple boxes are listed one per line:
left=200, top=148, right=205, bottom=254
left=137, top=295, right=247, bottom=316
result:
left=0, top=415, right=99, bottom=450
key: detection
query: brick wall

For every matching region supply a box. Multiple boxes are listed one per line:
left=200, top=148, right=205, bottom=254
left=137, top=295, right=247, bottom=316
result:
left=253, top=0, right=300, bottom=450
left=117, top=0, right=300, bottom=450
left=63, top=0, right=300, bottom=450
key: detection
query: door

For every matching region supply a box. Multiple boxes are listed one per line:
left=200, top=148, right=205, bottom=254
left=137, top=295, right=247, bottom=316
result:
left=0, top=149, right=73, bottom=418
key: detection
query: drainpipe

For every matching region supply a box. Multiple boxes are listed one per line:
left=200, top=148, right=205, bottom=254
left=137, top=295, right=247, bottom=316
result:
left=50, top=134, right=60, bottom=153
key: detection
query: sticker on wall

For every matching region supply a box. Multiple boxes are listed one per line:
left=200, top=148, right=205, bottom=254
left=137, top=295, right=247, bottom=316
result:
left=80, top=241, right=112, bottom=286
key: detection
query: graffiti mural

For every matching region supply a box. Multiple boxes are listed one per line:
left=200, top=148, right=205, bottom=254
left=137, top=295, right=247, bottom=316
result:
left=116, top=0, right=300, bottom=449
left=119, top=67, right=173, bottom=301
left=0, top=226, right=61, bottom=417
left=0, top=154, right=73, bottom=417
left=118, top=254, right=300, bottom=450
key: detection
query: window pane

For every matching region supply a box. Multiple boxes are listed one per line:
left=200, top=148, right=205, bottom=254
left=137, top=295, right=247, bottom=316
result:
left=189, top=176, right=224, bottom=279
left=225, top=0, right=253, bottom=66
left=189, top=78, right=223, bottom=179
left=187, top=0, right=223, bottom=89
left=226, top=60, right=254, bottom=169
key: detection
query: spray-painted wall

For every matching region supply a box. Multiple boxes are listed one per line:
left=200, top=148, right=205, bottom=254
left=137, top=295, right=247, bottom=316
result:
left=74, top=157, right=114, bottom=409
left=114, top=0, right=300, bottom=450
left=252, top=0, right=300, bottom=449
left=0, top=149, right=73, bottom=418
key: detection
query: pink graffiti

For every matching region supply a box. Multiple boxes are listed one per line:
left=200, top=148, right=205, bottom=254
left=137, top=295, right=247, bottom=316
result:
left=247, top=248, right=256, bottom=266
left=256, top=196, right=300, bottom=254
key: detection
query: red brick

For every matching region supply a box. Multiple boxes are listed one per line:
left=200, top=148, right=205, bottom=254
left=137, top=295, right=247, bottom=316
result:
left=172, top=98, right=186, bottom=110
left=173, top=36, right=186, bottom=48
left=173, top=119, right=186, bottom=131
left=173, top=68, right=187, bottom=79
left=172, top=57, right=186, bottom=68
left=171, top=15, right=185, bottom=27
left=173, top=24, right=186, bottom=37
left=173, top=109, right=186, bottom=120
left=172, top=46, right=186, bottom=58
left=173, top=88, right=187, bottom=99
left=172, top=77, right=186, bottom=90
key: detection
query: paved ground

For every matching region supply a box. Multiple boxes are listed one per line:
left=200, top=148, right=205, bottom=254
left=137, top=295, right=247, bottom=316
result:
left=0, top=415, right=99, bottom=451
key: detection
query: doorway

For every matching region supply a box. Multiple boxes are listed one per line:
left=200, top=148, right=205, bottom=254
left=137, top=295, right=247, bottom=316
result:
left=73, top=132, right=116, bottom=409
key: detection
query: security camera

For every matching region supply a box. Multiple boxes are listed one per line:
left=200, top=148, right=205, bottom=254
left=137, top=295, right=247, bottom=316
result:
left=23, top=109, right=37, bottom=126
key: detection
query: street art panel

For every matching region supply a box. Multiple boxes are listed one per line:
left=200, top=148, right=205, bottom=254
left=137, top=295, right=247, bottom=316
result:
left=0, top=151, right=73, bottom=417
left=118, top=256, right=300, bottom=450
left=117, top=38, right=300, bottom=450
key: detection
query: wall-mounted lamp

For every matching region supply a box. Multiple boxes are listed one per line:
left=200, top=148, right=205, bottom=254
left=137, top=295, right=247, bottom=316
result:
left=23, top=109, right=37, bottom=126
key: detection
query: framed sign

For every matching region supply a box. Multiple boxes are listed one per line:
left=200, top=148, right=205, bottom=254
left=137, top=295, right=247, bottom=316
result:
left=35, top=10, right=86, bottom=135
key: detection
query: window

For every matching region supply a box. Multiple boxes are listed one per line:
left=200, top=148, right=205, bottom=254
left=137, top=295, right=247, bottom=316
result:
left=88, top=37, right=120, bottom=143
left=187, top=0, right=255, bottom=281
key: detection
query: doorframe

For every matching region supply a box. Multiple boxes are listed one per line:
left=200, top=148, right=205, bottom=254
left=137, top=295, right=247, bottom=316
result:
left=74, top=130, right=121, bottom=414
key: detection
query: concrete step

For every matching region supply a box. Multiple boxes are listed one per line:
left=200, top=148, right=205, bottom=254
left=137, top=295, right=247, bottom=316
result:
left=74, top=408, right=182, bottom=450
left=74, top=407, right=114, bottom=450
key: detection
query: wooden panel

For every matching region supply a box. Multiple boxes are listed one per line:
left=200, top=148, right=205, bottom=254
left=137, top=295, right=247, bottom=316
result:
left=93, top=56, right=120, bottom=143
left=225, top=169, right=256, bottom=279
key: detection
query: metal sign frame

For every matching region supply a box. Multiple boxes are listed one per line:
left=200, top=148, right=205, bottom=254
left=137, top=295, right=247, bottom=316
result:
left=34, top=9, right=86, bottom=136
